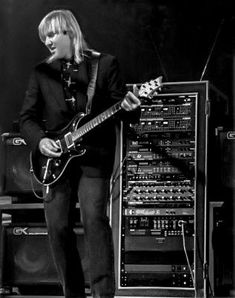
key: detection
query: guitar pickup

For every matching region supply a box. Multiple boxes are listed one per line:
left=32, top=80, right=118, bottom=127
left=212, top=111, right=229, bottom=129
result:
left=64, top=132, right=75, bottom=149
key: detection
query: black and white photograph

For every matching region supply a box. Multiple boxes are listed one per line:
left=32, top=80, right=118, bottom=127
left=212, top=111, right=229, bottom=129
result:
left=0, top=1, right=234, bottom=297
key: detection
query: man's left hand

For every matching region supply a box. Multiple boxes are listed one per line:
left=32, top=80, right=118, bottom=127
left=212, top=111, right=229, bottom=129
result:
left=121, top=85, right=141, bottom=111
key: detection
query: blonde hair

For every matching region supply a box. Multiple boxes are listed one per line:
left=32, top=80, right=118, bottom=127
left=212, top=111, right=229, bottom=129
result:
left=38, top=9, right=88, bottom=64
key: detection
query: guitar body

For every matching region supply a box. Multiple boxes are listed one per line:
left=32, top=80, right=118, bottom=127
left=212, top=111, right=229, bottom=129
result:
left=30, top=113, right=88, bottom=186
left=30, top=76, right=162, bottom=186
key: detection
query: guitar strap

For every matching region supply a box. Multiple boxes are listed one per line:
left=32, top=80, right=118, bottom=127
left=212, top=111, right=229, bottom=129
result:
left=86, top=50, right=101, bottom=114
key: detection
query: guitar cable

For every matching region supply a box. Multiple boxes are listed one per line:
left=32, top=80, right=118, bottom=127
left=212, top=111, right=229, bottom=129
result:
left=30, top=175, right=45, bottom=200
left=179, top=220, right=195, bottom=289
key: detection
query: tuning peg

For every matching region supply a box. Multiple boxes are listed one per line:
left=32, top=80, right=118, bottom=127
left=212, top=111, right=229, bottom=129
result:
left=155, top=76, right=163, bottom=88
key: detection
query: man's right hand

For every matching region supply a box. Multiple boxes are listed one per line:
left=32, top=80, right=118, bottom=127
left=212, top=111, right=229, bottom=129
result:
left=39, top=137, right=62, bottom=157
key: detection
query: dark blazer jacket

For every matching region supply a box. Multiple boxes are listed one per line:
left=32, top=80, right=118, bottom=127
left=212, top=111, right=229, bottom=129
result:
left=20, top=52, right=139, bottom=170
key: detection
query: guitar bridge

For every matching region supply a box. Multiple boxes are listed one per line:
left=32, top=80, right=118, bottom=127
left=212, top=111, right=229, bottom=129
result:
left=64, top=132, right=75, bottom=149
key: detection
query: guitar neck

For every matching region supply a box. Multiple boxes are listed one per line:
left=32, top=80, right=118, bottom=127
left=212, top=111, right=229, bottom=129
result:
left=72, top=101, right=122, bottom=142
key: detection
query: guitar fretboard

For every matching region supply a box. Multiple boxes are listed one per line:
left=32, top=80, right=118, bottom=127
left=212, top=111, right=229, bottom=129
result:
left=72, top=101, right=122, bottom=141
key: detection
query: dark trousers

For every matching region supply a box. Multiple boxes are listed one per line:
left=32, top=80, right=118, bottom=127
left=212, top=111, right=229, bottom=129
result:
left=43, top=165, right=115, bottom=298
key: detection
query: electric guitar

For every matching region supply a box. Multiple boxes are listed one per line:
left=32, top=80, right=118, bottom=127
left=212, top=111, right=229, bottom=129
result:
left=30, top=77, right=163, bottom=186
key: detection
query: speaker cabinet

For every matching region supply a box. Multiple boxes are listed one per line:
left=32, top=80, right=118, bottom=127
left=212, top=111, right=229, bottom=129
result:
left=216, top=130, right=235, bottom=189
left=1, top=133, right=42, bottom=196
left=1, top=224, right=89, bottom=294
left=209, top=201, right=234, bottom=297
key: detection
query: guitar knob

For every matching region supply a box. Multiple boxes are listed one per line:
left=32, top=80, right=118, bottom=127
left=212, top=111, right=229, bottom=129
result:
left=54, top=159, right=61, bottom=166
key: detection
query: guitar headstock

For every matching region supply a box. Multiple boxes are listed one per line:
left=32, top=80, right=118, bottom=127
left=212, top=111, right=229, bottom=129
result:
left=138, top=76, right=163, bottom=99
